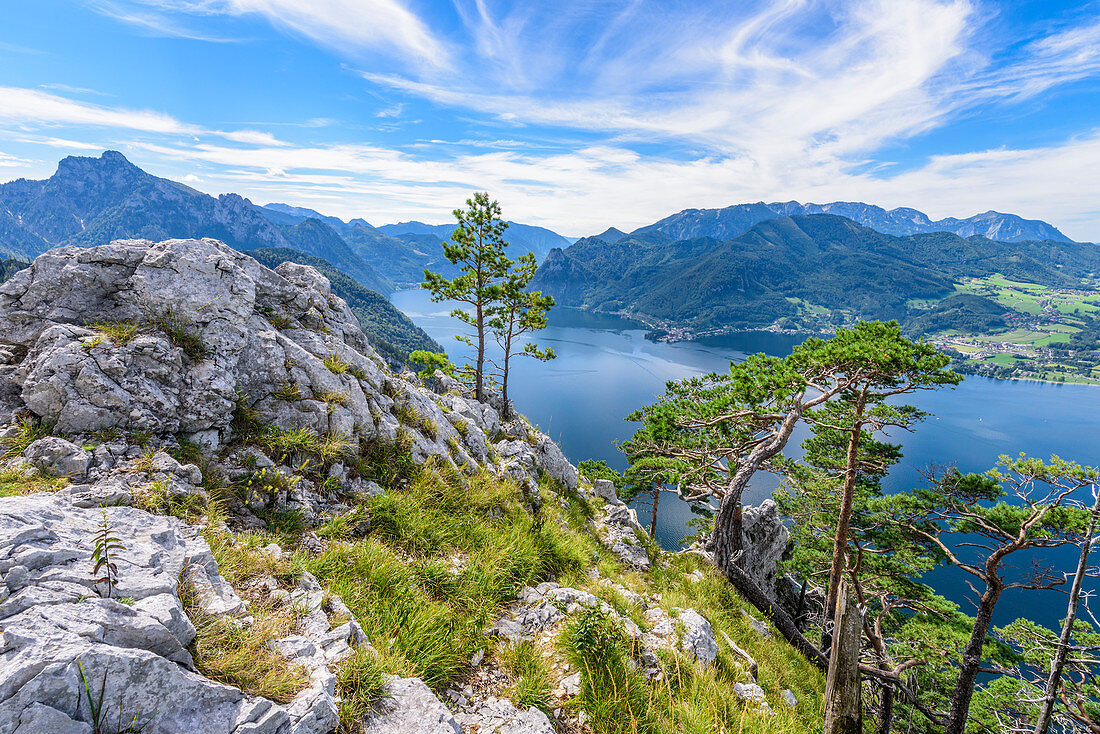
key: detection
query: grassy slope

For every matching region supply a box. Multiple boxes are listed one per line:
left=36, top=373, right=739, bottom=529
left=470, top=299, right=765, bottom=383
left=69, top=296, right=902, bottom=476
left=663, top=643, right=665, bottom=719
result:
left=2, top=411, right=825, bottom=733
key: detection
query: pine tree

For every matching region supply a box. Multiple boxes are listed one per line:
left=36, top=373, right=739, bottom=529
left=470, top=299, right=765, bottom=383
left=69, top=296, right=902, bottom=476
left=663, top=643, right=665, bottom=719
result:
left=422, top=192, right=510, bottom=402
left=487, top=252, right=555, bottom=418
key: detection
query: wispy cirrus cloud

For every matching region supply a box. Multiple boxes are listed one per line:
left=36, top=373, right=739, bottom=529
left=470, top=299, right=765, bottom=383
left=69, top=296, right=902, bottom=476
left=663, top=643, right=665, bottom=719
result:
left=88, top=0, right=450, bottom=68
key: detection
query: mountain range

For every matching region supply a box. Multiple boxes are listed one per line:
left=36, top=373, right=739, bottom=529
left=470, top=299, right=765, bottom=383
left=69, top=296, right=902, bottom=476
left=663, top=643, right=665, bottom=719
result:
left=0, top=151, right=576, bottom=296
left=375, top=219, right=573, bottom=261
left=614, top=200, right=1072, bottom=244
left=0, top=151, right=393, bottom=293
left=2, top=151, right=1089, bottom=341
left=534, top=214, right=1100, bottom=332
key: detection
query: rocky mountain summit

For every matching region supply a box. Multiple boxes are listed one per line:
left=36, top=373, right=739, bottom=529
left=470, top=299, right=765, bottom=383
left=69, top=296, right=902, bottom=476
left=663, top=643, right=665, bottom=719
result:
left=0, top=238, right=810, bottom=734
left=0, top=152, right=388, bottom=293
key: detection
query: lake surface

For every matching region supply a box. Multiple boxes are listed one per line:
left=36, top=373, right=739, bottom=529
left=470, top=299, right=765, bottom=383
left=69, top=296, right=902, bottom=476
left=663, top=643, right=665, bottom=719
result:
left=392, top=288, right=1100, bottom=629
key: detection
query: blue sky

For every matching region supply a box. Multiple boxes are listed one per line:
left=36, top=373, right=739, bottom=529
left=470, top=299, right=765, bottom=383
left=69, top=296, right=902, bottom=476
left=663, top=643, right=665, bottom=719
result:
left=1, top=0, right=1099, bottom=238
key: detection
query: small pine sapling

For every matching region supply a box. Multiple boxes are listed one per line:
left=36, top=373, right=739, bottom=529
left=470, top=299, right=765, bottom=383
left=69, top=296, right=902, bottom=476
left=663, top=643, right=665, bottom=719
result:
left=91, top=511, right=126, bottom=599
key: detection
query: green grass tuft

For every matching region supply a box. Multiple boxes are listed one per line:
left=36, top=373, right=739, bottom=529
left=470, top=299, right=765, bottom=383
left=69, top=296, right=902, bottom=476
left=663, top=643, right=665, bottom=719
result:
left=274, top=383, right=303, bottom=402
left=499, top=640, right=552, bottom=710
left=324, top=352, right=350, bottom=374
left=146, top=305, right=206, bottom=360
left=0, top=417, right=53, bottom=458
left=85, top=319, right=141, bottom=346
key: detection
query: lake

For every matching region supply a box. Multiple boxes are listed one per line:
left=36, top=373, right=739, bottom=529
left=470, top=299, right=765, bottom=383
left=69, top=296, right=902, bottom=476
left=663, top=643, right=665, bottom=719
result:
left=391, top=288, right=1100, bottom=630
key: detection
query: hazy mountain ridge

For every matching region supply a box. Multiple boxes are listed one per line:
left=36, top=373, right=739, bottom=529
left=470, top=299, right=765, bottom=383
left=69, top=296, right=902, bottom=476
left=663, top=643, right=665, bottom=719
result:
left=626, top=200, right=1073, bottom=243
left=379, top=219, right=572, bottom=261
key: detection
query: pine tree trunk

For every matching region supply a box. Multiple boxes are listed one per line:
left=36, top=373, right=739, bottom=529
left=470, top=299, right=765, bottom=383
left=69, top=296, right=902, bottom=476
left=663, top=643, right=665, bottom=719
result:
left=475, top=303, right=485, bottom=402
left=1033, top=488, right=1100, bottom=734
left=711, top=408, right=807, bottom=582
left=711, top=476, right=748, bottom=573
left=824, top=580, right=863, bottom=734
left=824, top=393, right=867, bottom=648
left=501, top=333, right=512, bottom=419
left=945, top=584, right=1001, bottom=734
left=720, top=561, right=827, bottom=667
left=650, top=487, right=659, bottom=537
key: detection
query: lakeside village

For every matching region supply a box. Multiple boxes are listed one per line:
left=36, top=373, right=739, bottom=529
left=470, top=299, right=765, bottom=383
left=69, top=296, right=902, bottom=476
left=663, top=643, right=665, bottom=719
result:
left=636, top=278, right=1100, bottom=385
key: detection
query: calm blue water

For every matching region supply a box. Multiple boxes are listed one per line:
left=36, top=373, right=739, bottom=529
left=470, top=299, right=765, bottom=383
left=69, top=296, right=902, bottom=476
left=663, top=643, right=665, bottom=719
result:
left=392, top=289, right=1100, bottom=629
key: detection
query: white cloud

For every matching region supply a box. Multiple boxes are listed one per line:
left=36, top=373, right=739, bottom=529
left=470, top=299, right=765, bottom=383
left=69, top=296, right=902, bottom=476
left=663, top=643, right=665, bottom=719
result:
left=0, top=86, right=199, bottom=135
left=215, top=129, right=290, bottom=146
left=110, top=127, right=1100, bottom=240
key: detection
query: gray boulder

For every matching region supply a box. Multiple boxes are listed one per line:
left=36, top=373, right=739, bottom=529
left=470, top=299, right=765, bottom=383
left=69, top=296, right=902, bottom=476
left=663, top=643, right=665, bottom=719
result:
left=362, top=676, right=462, bottom=734
left=678, top=609, right=718, bottom=664
left=23, top=436, right=90, bottom=479
left=0, top=493, right=344, bottom=734
left=0, top=494, right=292, bottom=733
left=0, top=239, right=387, bottom=444
left=593, top=478, right=623, bottom=505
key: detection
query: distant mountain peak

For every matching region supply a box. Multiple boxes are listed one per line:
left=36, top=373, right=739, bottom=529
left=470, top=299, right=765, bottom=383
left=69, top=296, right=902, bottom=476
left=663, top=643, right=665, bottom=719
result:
left=53, top=149, right=143, bottom=180
left=594, top=226, right=627, bottom=243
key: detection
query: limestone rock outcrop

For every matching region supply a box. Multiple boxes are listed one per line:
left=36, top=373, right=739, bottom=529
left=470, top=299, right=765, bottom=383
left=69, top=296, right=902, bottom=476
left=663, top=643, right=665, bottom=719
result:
left=738, top=499, right=789, bottom=596
left=0, top=237, right=684, bottom=734
left=0, top=492, right=345, bottom=734
left=0, top=239, right=582, bottom=523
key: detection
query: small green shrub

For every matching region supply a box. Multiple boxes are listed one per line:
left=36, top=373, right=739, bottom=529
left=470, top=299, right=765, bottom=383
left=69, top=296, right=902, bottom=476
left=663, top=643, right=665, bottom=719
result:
left=234, top=468, right=301, bottom=508
left=408, top=350, right=456, bottom=380
left=560, top=605, right=655, bottom=733
left=91, top=512, right=125, bottom=599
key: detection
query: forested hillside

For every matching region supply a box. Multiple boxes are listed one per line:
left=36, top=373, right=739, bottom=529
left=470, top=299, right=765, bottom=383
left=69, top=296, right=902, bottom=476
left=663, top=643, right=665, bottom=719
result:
left=535, top=214, right=1100, bottom=332
left=0, top=258, right=26, bottom=283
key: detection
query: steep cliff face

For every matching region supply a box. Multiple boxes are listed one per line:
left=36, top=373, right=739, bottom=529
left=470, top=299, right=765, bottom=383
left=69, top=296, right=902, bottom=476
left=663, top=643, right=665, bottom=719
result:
left=0, top=239, right=817, bottom=734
